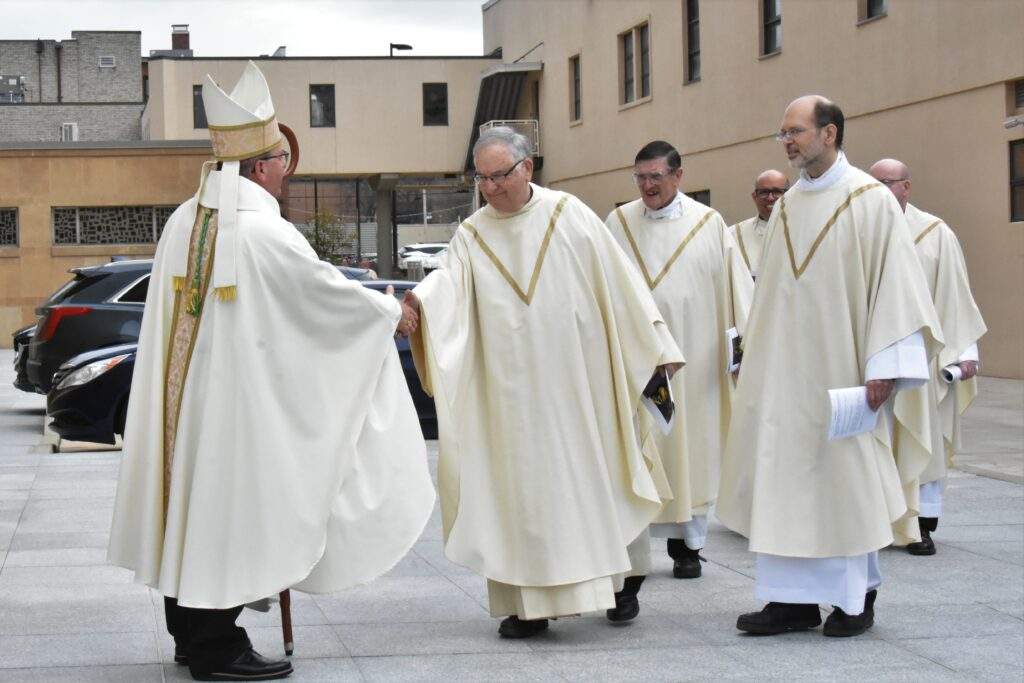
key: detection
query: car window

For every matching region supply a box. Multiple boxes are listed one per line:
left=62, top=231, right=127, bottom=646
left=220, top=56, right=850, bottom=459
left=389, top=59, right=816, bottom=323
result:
left=117, top=275, right=149, bottom=303
left=45, top=274, right=91, bottom=305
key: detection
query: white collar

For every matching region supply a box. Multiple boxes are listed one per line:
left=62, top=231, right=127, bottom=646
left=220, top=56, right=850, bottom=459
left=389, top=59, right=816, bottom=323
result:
left=199, top=170, right=281, bottom=213
left=794, top=151, right=849, bottom=192
left=644, top=191, right=685, bottom=220
left=754, top=217, right=769, bottom=235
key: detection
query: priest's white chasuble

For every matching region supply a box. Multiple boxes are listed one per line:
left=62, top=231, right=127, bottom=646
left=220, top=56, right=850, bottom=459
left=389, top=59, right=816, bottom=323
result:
left=109, top=173, right=435, bottom=608
left=891, top=203, right=986, bottom=543
left=410, top=184, right=683, bottom=620
left=729, top=216, right=768, bottom=279
left=606, top=194, right=754, bottom=528
left=716, top=161, right=943, bottom=560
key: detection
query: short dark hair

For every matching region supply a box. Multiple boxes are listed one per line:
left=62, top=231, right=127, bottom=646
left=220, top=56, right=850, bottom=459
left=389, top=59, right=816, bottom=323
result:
left=813, top=99, right=845, bottom=150
left=635, top=140, right=681, bottom=171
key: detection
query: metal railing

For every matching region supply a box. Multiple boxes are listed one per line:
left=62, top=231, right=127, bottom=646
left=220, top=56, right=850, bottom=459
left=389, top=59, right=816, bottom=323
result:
left=479, top=119, right=540, bottom=156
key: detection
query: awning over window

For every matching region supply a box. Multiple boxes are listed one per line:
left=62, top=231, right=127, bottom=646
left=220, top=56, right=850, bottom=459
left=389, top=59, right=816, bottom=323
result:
left=464, top=62, right=543, bottom=171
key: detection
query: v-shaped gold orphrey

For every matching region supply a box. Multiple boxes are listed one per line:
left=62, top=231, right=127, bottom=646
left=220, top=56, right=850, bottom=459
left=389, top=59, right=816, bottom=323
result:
left=463, top=195, right=569, bottom=305
left=615, top=207, right=715, bottom=290
left=735, top=222, right=752, bottom=271
left=779, top=183, right=881, bottom=279
left=914, top=219, right=941, bottom=245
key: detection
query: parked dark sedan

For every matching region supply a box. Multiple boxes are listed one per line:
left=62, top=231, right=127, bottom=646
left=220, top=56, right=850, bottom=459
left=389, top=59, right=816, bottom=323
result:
left=45, top=273, right=436, bottom=444
left=11, top=324, right=35, bottom=392
left=25, top=260, right=151, bottom=394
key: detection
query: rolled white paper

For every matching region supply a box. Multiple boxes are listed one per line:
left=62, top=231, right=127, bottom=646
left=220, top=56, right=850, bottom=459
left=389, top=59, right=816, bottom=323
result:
left=941, top=365, right=963, bottom=383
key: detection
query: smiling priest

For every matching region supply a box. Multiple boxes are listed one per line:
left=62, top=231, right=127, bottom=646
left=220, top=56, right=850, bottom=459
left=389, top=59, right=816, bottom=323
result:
left=717, top=96, right=943, bottom=638
left=108, top=62, right=434, bottom=681
left=404, top=127, right=684, bottom=638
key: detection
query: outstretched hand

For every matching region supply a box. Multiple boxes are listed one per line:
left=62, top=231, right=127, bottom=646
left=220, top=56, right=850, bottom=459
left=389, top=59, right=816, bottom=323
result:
left=395, top=287, right=419, bottom=337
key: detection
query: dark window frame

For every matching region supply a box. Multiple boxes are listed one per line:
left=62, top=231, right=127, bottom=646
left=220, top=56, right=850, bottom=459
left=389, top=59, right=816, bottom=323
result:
left=1011, top=139, right=1024, bottom=222
left=621, top=30, right=635, bottom=104
left=858, top=0, right=888, bottom=23
left=0, top=207, right=18, bottom=247
left=309, top=84, right=336, bottom=128
left=686, top=189, right=711, bottom=207
left=192, top=84, right=207, bottom=129
left=638, top=23, right=651, bottom=98
left=422, top=82, right=449, bottom=126
left=685, top=0, right=701, bottom=83
left=761, top=0, right=782, bottom=56
left=1015, top=80, right=1024, bottom=110
left=569, top=54, right=582, bottom=122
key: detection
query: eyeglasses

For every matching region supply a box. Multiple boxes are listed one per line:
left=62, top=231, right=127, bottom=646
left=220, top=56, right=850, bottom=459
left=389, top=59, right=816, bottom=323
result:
left=632, top=170, right=677, bottom=185
left=473, top=158, right=526, bottom=185
left=877, top=177, right=908, bottom=186
left=754, top=188, right=788, bottom=197
left=260, top=150, right=290, bottom=166
left=774, top=126, right=817, bottom=142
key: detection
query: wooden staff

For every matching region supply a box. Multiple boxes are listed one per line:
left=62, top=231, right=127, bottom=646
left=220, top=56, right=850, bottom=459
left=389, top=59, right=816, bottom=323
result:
left=279, top=589, right=293, bottom=656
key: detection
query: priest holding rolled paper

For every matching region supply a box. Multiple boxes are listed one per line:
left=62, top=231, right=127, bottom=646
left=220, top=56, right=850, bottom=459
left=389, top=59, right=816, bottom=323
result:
left=108, top=62, right=435, bottom=681
left=717, top=95, right=943, bottom=638
left=403, top=127, right=683, bottom=638
left=870, top=157, right=986, bottom=556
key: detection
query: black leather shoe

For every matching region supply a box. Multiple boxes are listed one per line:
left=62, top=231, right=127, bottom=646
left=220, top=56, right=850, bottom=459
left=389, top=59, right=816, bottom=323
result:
left=907, top=517, right=938, bottom=556
left=669, top=540, right=706, bottom=579
left=174, top=645, right=188, bottom=665
left=606, top=576, right=645, bottom=622
left=498, top=615, right=549, bottom=638
left=736, top=602, right=821, bottom=635
left=190, top=649, right=293, bottom=681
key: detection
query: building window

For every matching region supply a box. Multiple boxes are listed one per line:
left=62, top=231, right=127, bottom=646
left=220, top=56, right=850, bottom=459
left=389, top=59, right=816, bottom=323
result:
left=422, top=83, right=448, bottom=126
left=686, top=189, right=711, bottom=207
left=0, top=75, right=26, bottom=103
left=59, top=122, right=79, bottom=142
left=0, top=208, right=18, bottom=246
left=192, top=85, right=207, bottom=129
left=1011, top=139, right=1024, bottom=222
left=309, top=84, right=336, bottom=128
left=859, top=0, right=887, bottom=22
left=619, top=22, right=651, bottom=105
left=98, top=55, right=116, bottom=68
left=52, top=206, right=176, bottom=245
left=620, top=30, right=635, bottom=104
left=762, top=0, right=782, bottom=56
left=684, top=0, right=700, bottom=83
left=569, top=55, right=582, bottom=121
left=1015, top=80, right=1024, bottom=110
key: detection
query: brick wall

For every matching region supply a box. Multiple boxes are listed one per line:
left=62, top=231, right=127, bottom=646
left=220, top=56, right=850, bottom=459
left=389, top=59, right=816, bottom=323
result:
left=0, top=104, right=143, bottom=142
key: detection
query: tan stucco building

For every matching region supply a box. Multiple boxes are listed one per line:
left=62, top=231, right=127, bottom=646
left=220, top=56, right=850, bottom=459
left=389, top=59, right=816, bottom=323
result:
left=479, top=0, right=1024, bottom=378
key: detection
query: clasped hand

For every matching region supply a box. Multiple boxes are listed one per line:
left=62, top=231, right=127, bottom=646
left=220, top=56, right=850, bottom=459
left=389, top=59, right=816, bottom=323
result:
left=390, top=286, right=419, bottom=338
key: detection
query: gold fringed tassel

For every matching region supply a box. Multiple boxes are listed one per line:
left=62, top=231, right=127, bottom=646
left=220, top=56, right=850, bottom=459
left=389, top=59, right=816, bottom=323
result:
left=215, top=286, right=237, bottom=302
left=172, top=276, right=185, bottom=292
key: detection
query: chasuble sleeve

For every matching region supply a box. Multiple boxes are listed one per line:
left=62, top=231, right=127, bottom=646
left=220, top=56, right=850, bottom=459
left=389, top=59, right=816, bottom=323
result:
left=932, top=225, right=986, bottom=369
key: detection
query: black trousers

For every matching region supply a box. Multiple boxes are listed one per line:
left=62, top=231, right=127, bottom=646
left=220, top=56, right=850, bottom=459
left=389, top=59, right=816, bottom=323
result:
left=164, top=596, right=251, bottom=672
left=667, top=538, right=698, bottom=560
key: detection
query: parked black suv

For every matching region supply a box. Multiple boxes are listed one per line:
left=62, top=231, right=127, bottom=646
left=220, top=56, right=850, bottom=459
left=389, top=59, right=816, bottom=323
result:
left=11, top=324, right=36, bottom=392
left=24, top=260, right=151, bottom=393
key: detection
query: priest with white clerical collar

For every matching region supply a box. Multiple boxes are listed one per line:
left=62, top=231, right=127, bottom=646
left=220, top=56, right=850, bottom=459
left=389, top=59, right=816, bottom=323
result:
left=108, top=62, right=435, bottom=680
left=602, top=140, right=753, bottom=621
left=717, top=95, right=943, bottom=638
left=869, top=157, right=986, bottom=557
left=729, top=169, right=790, bottom=281
left=403, top=127, right=683, bottom=638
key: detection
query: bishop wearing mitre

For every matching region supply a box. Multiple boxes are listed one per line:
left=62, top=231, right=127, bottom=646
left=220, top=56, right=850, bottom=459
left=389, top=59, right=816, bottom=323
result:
left=108, top=62, right=435, bottom=680
left=404, top=127, right=683, bottom=639
left=717, top=96, right=942, bottom=638
left=603, top=141, right=752, bottom=620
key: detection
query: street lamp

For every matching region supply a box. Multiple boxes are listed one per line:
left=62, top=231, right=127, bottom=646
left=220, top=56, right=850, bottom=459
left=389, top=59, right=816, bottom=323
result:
left=389, top=42, right=413, bottom=57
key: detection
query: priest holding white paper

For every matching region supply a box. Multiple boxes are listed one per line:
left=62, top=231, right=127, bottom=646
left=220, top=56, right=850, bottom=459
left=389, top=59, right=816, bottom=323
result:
left=870, top=158, right=987, bottom=556
left=604, top=141, right=753, bottom=604
left=404, top=127, right=683, bottom=638
left=108, top=62, right=435, bottom=680
left=717, top=96, right=942, bottom=638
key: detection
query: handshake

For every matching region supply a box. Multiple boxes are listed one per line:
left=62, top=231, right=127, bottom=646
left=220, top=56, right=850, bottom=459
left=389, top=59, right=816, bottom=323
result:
left=386, top=285, right=420, bottom=338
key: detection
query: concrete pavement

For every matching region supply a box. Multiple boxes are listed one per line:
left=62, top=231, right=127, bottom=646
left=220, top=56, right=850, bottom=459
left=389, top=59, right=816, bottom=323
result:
left=1, top=351, right=1021, bottom=681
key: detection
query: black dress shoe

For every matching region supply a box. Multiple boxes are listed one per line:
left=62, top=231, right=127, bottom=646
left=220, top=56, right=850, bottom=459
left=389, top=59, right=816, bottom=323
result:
left=190, top=648, right=293, bottom=681
left=669, top=540, right=705, bottom=579
left=498, top=615, right=549, bottom=638
left=174, top=645, right=188, bottom=665
left=736, top=602, right=822, bottom=635
left=606, top=576, right=645, bottom=622
left=907, top=517, right=938, bottom=556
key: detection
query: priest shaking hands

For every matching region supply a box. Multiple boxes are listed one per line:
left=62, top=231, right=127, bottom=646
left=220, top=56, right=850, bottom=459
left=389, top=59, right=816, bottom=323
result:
left=107, top=62, right=435, bottom=681
left=402, top=127, right=684, bottom=639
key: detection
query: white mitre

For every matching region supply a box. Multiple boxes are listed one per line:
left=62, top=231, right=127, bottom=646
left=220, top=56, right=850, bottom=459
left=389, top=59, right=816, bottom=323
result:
left=171, top=61, right=285, bottom=299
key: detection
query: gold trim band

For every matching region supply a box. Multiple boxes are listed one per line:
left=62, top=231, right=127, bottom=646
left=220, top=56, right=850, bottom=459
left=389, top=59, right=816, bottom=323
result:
left=616, top=207, right=715, bottom=290
left=915, top=219, right=941, bottom=245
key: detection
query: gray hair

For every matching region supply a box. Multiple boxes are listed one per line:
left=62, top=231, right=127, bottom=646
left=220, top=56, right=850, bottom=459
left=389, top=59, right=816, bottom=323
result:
left=473, top=126, right=532, bottom=162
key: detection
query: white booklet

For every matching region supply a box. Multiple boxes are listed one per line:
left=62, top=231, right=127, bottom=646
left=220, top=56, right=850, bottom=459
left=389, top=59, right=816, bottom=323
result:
left=726, top=327, right=742, bottom=373
left=827, top=386, right=879, bottom=441
left=940, top=365, right=963, bottom=383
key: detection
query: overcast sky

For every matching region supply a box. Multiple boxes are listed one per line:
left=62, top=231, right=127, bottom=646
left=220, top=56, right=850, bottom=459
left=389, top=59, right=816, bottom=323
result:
left=1, top=0, right=485, bottom=57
